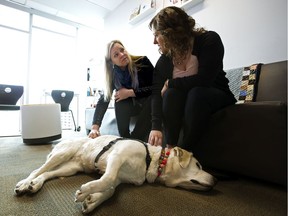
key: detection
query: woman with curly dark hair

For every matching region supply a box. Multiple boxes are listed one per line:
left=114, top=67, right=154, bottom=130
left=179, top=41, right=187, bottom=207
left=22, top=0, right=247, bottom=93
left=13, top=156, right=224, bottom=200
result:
left=148, top=6, right=236, bottom=150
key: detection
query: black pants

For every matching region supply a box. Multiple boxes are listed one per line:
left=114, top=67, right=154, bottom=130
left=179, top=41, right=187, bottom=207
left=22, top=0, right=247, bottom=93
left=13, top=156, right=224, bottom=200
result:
left=114, top=96, right=151, bottom=142
left=162, top=87, right=236, bottom=151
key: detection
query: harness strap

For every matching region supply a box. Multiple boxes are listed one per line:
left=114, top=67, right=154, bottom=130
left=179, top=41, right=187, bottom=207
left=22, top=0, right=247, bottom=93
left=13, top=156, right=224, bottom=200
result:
left=94, top=137, right=123, bottom=165
left=94, top=137, right=151, bottom=171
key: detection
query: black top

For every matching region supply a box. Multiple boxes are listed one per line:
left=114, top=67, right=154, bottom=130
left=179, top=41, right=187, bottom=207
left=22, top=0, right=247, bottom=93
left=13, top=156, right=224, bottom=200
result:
left=151, top=31, right=235, bottom=130
left=92, top=56, right=154, bottom=126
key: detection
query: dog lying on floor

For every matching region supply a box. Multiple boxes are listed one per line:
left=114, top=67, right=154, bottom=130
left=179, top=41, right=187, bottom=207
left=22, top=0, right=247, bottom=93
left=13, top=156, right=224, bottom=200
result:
left=14, top=135, right=216, bottom=214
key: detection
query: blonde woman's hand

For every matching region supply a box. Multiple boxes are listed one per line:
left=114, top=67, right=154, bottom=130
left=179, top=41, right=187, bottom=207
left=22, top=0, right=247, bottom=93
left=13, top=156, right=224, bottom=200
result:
left=88, top=125, right=101, bottom=139
left=114, top=88, right=135, bottom=102
left=148, top=130, right=163, bottom=146
left=88, top=129, right=100, bottom=139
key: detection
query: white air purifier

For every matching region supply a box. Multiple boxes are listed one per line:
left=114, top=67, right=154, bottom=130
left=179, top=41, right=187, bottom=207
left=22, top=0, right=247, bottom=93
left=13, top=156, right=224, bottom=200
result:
left=21, top=104, right=62, bottom=144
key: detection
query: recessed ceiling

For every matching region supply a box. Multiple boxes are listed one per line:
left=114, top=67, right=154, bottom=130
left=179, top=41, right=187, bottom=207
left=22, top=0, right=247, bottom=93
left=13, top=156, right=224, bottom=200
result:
left=5, top=0, right=126, bottom=27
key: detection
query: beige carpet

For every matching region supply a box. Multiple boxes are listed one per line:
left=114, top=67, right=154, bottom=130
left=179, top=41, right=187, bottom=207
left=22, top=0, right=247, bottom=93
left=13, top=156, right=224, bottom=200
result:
left=0, top=131, right=286, bottom=216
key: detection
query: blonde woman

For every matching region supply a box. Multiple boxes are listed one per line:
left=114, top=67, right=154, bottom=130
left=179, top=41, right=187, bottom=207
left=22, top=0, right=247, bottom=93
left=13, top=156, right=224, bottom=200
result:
left=89, top=40, right=154, bottom=141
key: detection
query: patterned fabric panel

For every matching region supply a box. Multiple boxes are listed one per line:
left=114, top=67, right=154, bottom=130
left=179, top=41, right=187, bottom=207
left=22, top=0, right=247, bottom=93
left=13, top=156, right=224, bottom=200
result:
left=225, top=67, right=244, bottom=100
left=238, top=64, right=261, bottom=103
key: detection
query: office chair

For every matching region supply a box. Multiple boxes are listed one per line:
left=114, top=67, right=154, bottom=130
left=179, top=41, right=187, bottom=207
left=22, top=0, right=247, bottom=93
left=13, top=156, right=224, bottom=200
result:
left=51, top=90, right=80, bottom=132
left=0, top=84, right=24, bottom=110
left=0, top=84, right=24, bottom=136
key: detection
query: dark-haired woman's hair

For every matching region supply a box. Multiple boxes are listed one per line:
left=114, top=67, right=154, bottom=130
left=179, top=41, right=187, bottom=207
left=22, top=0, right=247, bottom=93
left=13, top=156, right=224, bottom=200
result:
left=149, top=6, right=205, bottom=60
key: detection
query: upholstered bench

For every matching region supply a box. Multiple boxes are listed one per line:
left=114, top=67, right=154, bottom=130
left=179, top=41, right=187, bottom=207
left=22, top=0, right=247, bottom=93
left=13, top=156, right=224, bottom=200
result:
left=194, top=60, right=287, bottom=186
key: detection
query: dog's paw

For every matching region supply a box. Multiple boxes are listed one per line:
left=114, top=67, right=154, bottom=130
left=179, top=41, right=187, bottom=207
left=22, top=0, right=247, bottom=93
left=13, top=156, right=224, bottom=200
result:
left=14, top=179, right=32, bottom=195
left=14, top=177, right=44, bottom=195
left=75, top=189, right=86, bottom=202
left=75, top=183, right=92, bottom=202
left=81, top=193, right=99, bottom=214
left=75, top=187, right=91, bottom=203
left=75, top=188, right=115, bottom=213
left=81, top=192, right=110, bottom=214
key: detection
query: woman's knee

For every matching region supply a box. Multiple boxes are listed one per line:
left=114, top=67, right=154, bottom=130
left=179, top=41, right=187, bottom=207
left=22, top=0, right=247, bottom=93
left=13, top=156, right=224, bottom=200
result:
left=187, top=87, right=210, bottom=102
left=163, top=88, right=186, bottom=104
left=115, top=98, right=132, bottom=113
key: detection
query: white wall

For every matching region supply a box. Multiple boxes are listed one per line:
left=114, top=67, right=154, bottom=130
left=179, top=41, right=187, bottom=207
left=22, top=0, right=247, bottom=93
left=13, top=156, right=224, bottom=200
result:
left=104, top=0, right=287, bottom=69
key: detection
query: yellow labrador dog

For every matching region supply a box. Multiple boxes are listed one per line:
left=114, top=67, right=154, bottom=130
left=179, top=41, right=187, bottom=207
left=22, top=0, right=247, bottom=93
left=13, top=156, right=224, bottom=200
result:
left=14, top=135, right=216, bottom=214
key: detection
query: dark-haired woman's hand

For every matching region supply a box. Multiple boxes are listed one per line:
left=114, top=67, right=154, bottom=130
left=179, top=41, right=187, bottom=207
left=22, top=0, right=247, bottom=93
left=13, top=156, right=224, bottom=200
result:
left=148, top=130, right=163, bottom=146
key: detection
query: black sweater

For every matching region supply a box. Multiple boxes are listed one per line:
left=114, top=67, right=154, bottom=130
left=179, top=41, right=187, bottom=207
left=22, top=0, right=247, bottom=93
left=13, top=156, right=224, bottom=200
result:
left=92, top=56, right=154, bottom=126
left=151, top=31, right=235, bottom=130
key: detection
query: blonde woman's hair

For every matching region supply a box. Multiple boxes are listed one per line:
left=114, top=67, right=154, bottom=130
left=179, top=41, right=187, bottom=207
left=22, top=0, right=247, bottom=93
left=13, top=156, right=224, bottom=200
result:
left=103, top=40, right=143, bottom=101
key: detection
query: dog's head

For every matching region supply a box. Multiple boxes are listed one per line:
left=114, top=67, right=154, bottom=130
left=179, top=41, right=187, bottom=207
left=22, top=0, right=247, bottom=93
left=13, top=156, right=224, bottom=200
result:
left=159, top=147, right=217, bottom=191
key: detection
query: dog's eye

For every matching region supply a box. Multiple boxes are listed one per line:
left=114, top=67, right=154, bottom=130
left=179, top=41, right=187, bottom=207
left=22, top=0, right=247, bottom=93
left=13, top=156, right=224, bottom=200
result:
left=191, top=179, right=200, bottom=184
left=196, top=162, right=201, bottom=169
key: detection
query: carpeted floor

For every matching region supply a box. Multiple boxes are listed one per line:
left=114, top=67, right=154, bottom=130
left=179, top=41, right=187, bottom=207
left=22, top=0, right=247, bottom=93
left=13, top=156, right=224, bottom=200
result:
left=0, top=131, right=287, bottom=216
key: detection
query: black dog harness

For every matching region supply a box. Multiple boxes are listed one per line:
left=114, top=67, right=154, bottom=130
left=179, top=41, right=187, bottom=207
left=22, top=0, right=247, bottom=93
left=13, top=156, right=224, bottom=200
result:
left=94, top=137, right=151, bottom=171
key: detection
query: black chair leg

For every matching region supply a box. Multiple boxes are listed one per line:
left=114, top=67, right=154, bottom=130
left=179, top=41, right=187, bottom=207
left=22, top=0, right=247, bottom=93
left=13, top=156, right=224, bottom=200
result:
left=69, top=110, right=77, bottom=131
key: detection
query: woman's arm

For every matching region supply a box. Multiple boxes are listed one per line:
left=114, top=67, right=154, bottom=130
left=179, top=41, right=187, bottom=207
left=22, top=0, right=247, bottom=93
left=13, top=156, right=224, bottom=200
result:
left=134, top=56, right=155, bottom=98
left=91, top=95, right=110, bottom=128
left=151, top=55, right=173, bottom=131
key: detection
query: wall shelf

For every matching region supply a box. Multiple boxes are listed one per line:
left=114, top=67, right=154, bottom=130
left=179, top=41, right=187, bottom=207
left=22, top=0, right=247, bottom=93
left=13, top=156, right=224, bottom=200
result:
left=129, top=7, right=156, bottom=25
left=128, top=0, right=204, bottom=25
left=180, top=0, right=204, bottom=11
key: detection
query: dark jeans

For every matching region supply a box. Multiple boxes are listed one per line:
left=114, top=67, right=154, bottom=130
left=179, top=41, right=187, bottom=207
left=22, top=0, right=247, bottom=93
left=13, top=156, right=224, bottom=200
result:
left=162, top=87, right=236, bottom=151
left=114, top=96, right=151, bottom=142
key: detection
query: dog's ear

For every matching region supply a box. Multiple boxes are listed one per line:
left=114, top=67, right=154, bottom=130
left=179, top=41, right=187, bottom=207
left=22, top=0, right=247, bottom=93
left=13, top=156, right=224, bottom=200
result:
left=173, top=147, right=192, bottom=168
